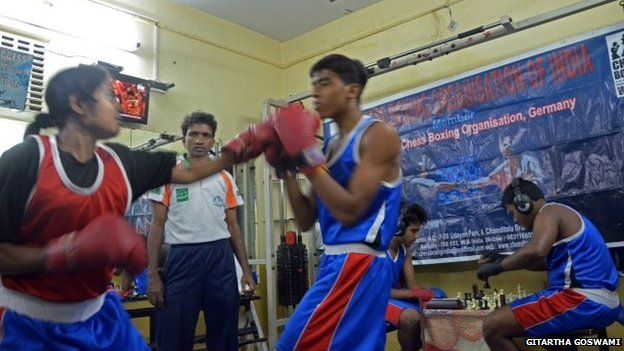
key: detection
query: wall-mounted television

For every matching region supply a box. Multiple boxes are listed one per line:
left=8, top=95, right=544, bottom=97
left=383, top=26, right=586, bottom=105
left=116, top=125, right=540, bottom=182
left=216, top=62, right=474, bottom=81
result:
left=111, top=72, right=150, bottom=125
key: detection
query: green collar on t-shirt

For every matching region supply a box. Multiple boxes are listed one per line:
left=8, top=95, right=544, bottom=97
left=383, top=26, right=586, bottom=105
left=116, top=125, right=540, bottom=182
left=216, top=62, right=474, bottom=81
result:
left=181, top=155, right=192, bottom=169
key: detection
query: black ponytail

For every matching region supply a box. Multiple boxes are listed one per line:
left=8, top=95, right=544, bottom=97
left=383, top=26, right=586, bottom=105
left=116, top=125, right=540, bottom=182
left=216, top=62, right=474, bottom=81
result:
left=23, top=113, right=55, bottom=139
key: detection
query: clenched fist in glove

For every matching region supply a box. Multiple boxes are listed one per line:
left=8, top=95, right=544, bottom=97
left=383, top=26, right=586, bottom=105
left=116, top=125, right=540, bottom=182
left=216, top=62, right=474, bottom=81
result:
left=264, top=143, right=296, bottom=179
left=272, top=104, right=326, bottom=176
left=223, top=121, right=279, bottom=163
left=45, top=214, right=147, bottom=275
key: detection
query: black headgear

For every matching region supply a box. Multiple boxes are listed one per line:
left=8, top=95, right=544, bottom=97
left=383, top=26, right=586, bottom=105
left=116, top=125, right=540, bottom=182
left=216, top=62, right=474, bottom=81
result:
left=396, top=204, right=425, bottom=235
left=512, top=178, right=532, bottom=214
left=396, top=208, right=410, bottom=236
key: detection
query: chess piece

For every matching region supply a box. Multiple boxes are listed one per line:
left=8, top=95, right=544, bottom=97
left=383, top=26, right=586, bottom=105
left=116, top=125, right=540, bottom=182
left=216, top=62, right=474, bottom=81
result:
left=492, top=290, right=500, bottom=309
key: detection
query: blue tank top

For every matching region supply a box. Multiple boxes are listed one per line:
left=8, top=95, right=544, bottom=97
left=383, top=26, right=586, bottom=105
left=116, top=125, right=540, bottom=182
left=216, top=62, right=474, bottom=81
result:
left=545, top=203, right=619, bottom=291
left=387, top=244, right=407, bottom=289
left=317, top=116, right=402, bottom=250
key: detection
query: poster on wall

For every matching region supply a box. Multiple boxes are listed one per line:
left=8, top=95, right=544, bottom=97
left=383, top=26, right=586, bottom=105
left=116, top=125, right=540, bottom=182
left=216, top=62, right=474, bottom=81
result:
left=364, top=24, right=624, bottom=264
left=0, top=47, right=33, bottom=110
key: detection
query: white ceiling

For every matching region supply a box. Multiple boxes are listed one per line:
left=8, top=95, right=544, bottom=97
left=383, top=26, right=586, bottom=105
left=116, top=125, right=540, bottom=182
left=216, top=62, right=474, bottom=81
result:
left=175, top=0, right=382, bottom=42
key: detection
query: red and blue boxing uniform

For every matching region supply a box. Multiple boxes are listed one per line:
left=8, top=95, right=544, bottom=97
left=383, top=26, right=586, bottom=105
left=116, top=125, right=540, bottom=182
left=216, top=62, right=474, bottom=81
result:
left=0, top=135, right=176, bottom=350
left=276, top=117, right=402, bottom=351
left=510, top=203, right=621, bottom=336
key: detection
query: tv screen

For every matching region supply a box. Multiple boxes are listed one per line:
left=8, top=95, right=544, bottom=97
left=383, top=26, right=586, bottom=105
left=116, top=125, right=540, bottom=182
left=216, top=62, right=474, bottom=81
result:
left=111, top=72, right=150, bottom=125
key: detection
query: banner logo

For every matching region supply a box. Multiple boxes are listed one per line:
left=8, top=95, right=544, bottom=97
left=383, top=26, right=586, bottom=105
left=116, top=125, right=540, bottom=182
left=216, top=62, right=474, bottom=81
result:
left=606, top=31, right=624, bottom=97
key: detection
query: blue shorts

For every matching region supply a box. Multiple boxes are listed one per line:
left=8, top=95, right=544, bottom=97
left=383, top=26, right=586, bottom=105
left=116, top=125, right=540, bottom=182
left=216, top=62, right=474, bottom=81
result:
left=276, top=252, right=391, bottom=351
left=510, top=288, right=620, bottom=336
left=0, top=291, right=148, bottom=350
left=385, top=299, right=420, bottom=327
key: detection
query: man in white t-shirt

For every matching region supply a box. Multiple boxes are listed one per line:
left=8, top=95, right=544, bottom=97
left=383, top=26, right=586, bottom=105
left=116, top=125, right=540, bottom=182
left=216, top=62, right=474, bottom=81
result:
left=147, top=111, right=255, bottom=351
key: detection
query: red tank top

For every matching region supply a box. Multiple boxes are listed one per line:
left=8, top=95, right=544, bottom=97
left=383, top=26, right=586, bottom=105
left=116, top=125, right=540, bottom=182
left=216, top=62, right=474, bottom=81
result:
left=2, top=135, right=131, bottom=302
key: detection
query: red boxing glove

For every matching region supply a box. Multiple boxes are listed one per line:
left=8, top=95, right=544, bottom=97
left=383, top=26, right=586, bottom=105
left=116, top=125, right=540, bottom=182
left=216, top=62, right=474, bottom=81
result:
left=223, top=121, right=279, bottom=163
left=264, top=143, right=296, bottom=178
left=46, top=214, right=147, bottom=275
left=410, top=288, right=434, bottom=302
left=272, top=104, right=326, bottom=176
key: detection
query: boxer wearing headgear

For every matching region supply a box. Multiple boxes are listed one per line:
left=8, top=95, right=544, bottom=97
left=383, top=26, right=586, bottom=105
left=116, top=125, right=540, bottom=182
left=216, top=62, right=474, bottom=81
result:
left=477, top=178, right=620, bottom=351
left=385, top=203, right=446, bottom=351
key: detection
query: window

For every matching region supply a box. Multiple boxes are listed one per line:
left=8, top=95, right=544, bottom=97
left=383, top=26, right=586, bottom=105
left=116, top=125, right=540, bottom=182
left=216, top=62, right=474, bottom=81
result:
left=0, top=29, right=46, bottom=112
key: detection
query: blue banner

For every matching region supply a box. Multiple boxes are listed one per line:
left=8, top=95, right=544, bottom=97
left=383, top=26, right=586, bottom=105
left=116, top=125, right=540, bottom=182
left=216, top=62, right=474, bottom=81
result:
left=364, top=25, right=624, bottom=264
left=0, top=47, right=33, bottom=110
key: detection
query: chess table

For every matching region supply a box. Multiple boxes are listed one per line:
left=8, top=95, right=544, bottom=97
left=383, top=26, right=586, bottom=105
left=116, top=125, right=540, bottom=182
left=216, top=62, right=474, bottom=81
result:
left=422, top=309, right=490, bottom=351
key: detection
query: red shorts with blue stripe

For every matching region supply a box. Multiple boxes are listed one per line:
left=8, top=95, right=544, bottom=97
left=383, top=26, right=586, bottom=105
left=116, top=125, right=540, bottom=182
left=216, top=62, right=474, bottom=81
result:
left=385, top=299, right=420, bottom=328
left=510, top=288, right=620, bottom=336
left=276, top=252, right=391, bottom=351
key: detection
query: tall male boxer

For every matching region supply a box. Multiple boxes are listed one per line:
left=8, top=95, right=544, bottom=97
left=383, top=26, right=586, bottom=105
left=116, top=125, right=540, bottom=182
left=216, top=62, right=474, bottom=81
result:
left=266, top=54, right=402, bottom=351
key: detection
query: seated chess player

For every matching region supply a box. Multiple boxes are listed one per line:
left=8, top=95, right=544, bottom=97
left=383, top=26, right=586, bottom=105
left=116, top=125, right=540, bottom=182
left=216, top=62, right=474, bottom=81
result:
left=477, top=178, right=620, bottom=351
left=385, top=203, right=445, bottom=351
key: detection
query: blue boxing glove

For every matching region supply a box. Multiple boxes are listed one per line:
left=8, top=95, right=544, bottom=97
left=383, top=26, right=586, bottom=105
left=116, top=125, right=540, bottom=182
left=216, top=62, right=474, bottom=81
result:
left=429, top=287, right=447, bottom=299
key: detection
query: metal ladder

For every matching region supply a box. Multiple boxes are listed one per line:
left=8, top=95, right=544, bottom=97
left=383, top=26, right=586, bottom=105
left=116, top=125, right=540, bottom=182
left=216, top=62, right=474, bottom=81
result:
left=238, top=295, right=269, bottom=351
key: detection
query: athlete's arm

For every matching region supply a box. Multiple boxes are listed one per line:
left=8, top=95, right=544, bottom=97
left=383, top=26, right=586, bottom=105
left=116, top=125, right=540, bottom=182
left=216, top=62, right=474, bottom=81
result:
left=402, top=253, right=421, bottom=290
left=390, top=288, right=415, bottom=300
left=307, top=123, right=401, bottom=226
left=283, top=173, right=317, bottom=231
left=389, top=255, right=420, bottom=300
left=173, top=123, right=277, bottom=184
left=226, top=208, right=255, bottom=293
left=171, top=153, right=236, bottom=184
left=0, top=139, right=45, bottom=274
left=0, top=244, right=45, bottom=275
left=524, top=260, right=548, bottom=271
left=147, top=200, right=167, bottom=308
